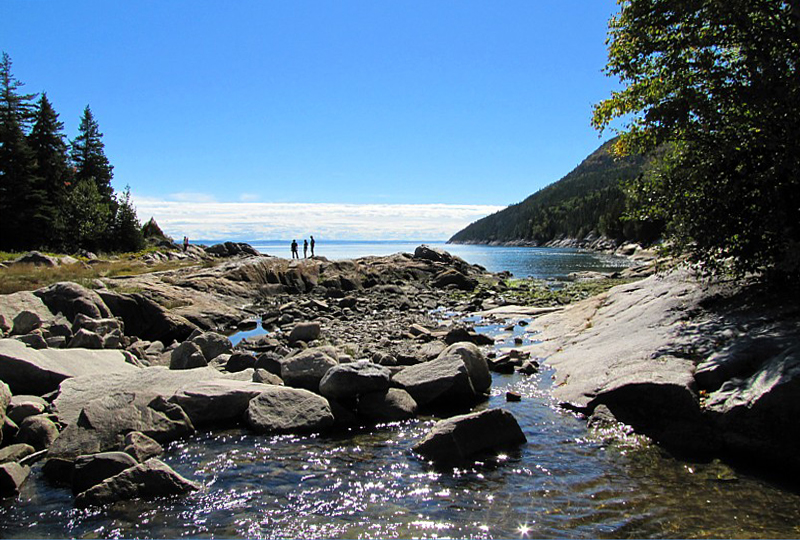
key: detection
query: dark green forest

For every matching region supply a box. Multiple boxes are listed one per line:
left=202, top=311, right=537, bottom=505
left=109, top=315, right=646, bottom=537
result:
left=0, top=52, right=144, bottom=254
left=449, top=139, right=661, bottom=245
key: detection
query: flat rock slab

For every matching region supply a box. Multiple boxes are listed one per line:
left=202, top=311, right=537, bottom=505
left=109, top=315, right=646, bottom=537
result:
left=245, top=386, right=334, bottom=434
left=413, top=408, right=527, bottom=463
left=0, top=338, right=140, bottom=395
left=474, top=305, right=563, bottom=318
left=52, top=366, right=228, bottom=426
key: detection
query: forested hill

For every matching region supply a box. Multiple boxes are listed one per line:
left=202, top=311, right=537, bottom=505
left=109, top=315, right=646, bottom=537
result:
left=449, top=139, right=658, bottom=246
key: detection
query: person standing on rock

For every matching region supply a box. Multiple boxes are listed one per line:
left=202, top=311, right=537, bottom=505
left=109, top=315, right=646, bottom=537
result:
left=291, top=239, right=299, bottom=259
left=310, top=235, right=315, bottom=256
left=183, top=236, right=189, bottom=252
left=303, top=239, right=308, bottom=258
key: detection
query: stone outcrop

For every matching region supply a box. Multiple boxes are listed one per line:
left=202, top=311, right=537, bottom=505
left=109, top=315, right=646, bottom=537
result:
left=97, top=290, right=197, bottom=344
left=318, top=361, right=391, bottom=401
left=0, top=339, right=140, bottom=395
left=34, top=282, right=112, bottom=322
left=280, top=348, right=338, bottom=391
left=245, top=386, right=334, bottom=433
left=169, top=380, right=271, bottom=426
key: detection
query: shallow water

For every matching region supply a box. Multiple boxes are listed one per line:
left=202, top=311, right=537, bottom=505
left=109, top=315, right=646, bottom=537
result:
left=2, top=321, right=800, bottom=538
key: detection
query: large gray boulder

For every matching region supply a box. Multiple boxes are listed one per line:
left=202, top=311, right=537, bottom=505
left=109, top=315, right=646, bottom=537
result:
left=431, top=269, right=477, bottom=291
left=97, top=290, right=197, bottom=344
left=169, top=341, right=207, bottom=370
left=122, top=431, right=163, bottom=462
left=358, top=388, right=417, bottom=422
left=16, top=414, right=60, bottom=451
left=68, top=328, right=104, bottom=350
left=392, top=354, right=478, bottom=408
left=191, top=332, right=232, bottom=361
left=169, top=380, right=272, bottom=427
left=413, top=408, right=527, bottom=463
left=438, top=342, right=491, bottom=394
left=0, top=443, right=35, bottom=465
left=281, top=348, right=338, bottom=391
left=74, top=458, right=200, bottom=508
left=11, top=311, right=42, bottom=336
left=34, top=282, right=112, bottom=322
left=245, top=386, right=334, bottom=434
left=413, top=244, right=453, bottom=263
left=288, top=321, right=321, bottom=344
left=0, top=339, right=140, bottom=395
left=318, top=361, right=390, bottom=401
left=72, top=451, right=138, bottom=495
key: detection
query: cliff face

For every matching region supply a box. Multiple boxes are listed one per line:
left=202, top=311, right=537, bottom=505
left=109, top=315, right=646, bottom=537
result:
left=449, top=139, right=656, bottom=246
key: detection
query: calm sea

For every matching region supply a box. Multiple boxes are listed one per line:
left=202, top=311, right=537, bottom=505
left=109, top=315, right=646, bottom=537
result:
left=244, top=240, right=632, bottom=280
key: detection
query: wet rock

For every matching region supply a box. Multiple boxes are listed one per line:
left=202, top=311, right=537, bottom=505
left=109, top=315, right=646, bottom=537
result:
left=288, top=321, right=321, bottom=344
left=74, top=458, right=200, bottom=508
left=0, top=444, right=35, bottom=465
left=358, top=388, right=417, bottom=422
left=16, top=414, right=60, bottom=451
left=281, top=347, right=338, bottom=391
left=170, top=380, right=272, bottom=427
left=0, top=339, right=140, bottom=395
left=438, top=342, right=491, bottom=395
left=0, top=462, right=31, bottom=498
left=34, top=282, right=112, bottom=322
left=413, top=408, right=527, bottom=463
left=122, top=431, right=163, bottom=462
left=318, top=361, right=391, bottom=401
left=169, top=341, right=207, bottom=370
left=506, top=391, right=522, bottom=402
left=245, top=386, right=334, bottom=434
left=72, top=451, right=139, bottom=495
left=519, top=359, right=540, bottom=375
left=68, top=328, right=104, bottom=349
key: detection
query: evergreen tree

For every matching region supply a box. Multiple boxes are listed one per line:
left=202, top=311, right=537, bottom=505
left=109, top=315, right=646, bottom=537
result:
left=28, top=93, right=72, bottom=248
left=0, top=52, right=39, bottom=251
left=61, top=178, right=112, bottom=253
left=71, top=105, right=114, bottom=201
left=111, top=185, right=144, bottom=252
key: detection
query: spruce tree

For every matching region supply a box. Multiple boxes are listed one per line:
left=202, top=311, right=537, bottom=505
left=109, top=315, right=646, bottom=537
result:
left=28, top=93, right=72, bottom=249
left=71, top=105, right=114, bottom=201
left=0, top=52, right=39, bottom=251
left=112, top=185, right=144, bottom=252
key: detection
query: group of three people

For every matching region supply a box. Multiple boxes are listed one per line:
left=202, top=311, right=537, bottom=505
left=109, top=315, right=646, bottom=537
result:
left=291, top=235, right=315, bottom=259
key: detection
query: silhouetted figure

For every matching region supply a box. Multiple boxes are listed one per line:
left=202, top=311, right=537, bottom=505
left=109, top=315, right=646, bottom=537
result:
left=303, top=239, right=308, bottom=258
left=291, top=239, right=299, bottom=259
left=183, top=236, right=189, bottom=252
left=310, top=235, right=315, bottom=256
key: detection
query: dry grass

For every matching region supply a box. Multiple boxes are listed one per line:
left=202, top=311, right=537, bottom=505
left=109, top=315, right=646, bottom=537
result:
left=0, top=256, right=204, bottom=295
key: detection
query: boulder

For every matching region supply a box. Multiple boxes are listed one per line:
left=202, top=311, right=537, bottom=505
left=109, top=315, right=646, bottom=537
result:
left=97, top=290, right=197, bottom=344
left=438, top=342, right=491, bottom=394
left=15, top=332, right=49, bottom=349
left=245, top=386, right=334, bottom=434
left=253, top=369, right=283, bottom=385
left=226, top=352, right=256, bottom=373
left=170, top=380, right=272, bottom=427
left=413, top=408, right=527, bottom=463
left=0, top=291, right=57, bottom=335
left=16, top=414, right=60, bottom=451
left=0, top=338, right=140, bottom=395
left=288, top=322, right=321, bottom=344
left=413, top=245, right=453, bottom=263
left=71, top=313, right=123, bottom=337
left=74, top=458, right=200, bottom=508
left=281, top=348, right=338, bottom=391
left=392, top=354, right=478, bottom=408
left=0, top=462, right=31, bottom=498
left=318, top=361, right=391, bottom=401
left=122, top=431, right=164, bottom=463
left=72, top=451, right=139, bottom=495
left=11, top=311, right=41, bottom=336
left=34, top=282, right=112, bottom=322
left=0, top=444, right=35, bottom=465
left=169, top=341, right=207, bottom=370
left=68, top=328, right=104, bottom=349
left=358, top=388, right=417, bottom=422
left=431, top=269, right=476, bottom=291
left=191, top=332, right=232, bottom=361
left=255, top=352, right=284, bottom=376
left=0, top=380, right=10, bottom=417
left=12, top=251, right=59, bottom=267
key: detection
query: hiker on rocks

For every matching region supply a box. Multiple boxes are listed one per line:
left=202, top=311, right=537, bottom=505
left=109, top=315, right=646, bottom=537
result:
left=291, top=239, right=299, bottom=259
left=183, top=236, right=189, bottom=252
left=310, top=235, right=315, bottom=256
left=303, top=239, right=308, bottom=258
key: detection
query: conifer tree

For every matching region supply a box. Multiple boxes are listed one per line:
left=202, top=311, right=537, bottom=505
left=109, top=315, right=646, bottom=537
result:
left=71, top=105, right=114, bottom=201
left=112, top=185, right=145, bottom=252
left=0, top=52, right=39, bottom=251
left=28, top=93, right=72, bottom=248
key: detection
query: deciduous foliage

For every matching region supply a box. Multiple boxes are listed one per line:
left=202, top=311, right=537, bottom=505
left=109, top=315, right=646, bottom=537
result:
left=593, top=0, right=800, bottom=278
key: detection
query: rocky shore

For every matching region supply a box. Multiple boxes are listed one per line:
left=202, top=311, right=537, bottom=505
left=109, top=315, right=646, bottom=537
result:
left=1, top=242, right=797, bottom=506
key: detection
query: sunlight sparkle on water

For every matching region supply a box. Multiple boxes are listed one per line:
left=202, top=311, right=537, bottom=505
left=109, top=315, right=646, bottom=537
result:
left=518, top=523, right=532, bottom=537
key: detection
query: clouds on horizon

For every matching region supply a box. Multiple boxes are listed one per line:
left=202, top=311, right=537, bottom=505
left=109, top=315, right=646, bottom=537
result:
left=132, top=197, right=505, bottom=241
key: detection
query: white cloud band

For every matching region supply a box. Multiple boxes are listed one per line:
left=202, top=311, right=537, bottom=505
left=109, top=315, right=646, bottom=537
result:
left=132, top=197, right=504, bottom=241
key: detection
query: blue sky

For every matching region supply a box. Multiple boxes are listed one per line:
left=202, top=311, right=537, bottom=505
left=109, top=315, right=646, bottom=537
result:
left=2, top=1, right=620, bottom=240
